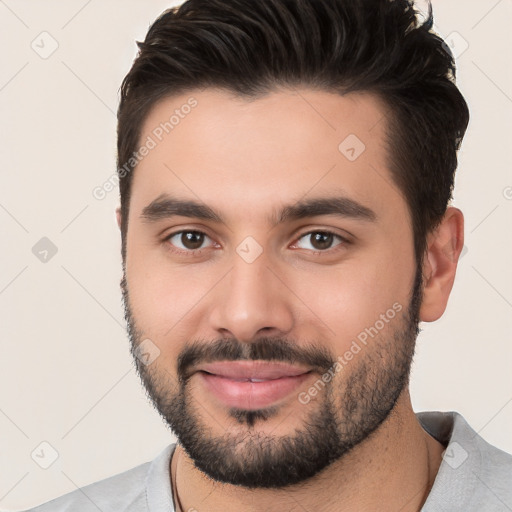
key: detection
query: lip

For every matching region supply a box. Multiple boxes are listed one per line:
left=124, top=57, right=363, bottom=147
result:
left=198, top=360, right=311, bottom=380
left=196, top=361, right=312, bottom=410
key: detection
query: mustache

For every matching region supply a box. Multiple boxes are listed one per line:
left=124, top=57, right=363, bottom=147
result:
left=177, top=337, right=336, bottom=382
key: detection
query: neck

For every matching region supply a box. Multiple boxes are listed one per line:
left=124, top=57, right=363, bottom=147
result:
left=171, top=388, right=444, bottom=512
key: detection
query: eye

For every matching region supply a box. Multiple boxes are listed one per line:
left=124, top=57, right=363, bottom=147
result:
left=293, top=230, right=348, bottom=252
left=164, top=230, right=215, bottom=253
left=163, top=229, right=349, bottom=256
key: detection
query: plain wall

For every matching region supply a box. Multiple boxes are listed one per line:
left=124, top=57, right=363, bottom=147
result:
left=1, top=0, right=511, bottom=509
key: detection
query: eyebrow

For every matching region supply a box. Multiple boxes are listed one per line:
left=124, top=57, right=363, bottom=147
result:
left=140, top=193, right=377, bottom=226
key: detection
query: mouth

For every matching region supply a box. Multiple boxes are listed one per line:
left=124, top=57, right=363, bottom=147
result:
left=195, top=361, right=313, bottom=410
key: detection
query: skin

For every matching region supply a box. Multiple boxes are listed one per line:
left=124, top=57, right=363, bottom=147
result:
left=117, top=88, right=464, bottom=511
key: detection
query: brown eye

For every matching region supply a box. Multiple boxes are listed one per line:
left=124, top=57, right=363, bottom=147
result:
left=295, top=231, right=346, bottom=252
left=166, top=230, right=212, bottom=251
left=311, top=232, right=334, bottom=250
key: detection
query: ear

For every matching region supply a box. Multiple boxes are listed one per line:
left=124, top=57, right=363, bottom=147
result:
left=116, top=207, right=122, bottom=230
left=419, top=207, right=464, bottom=322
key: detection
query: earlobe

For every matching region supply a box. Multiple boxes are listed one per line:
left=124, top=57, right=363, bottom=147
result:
left=116, top=207, right=122, bottom=230
left=419, top=207, right=464, bottom=322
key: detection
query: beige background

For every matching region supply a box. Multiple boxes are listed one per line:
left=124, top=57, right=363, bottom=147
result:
left=1, top=0, right=511, bottom=509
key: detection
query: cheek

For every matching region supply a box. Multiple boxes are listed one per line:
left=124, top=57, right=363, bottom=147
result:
left=289, top=253, right=412, bottom=353
left=125, top=247, right=217, bottom=339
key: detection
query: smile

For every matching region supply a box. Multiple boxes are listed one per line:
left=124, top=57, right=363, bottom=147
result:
left=196, top=361, right=313, bottom=410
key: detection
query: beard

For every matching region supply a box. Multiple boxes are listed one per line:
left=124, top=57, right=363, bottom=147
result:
left=121, top=266, right=423, bottom=489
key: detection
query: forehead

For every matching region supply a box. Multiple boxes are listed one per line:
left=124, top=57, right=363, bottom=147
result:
left=129, top=87, right=406, bottom=227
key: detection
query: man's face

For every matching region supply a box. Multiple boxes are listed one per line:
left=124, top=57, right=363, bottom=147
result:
left=122, top=88, right=421, bottom=487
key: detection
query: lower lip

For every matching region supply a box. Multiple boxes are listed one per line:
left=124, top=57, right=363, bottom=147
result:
left=199, top=371, right=312, bottom=410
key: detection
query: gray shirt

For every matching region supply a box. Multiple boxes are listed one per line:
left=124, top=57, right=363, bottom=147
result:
left=23, top=411, right=512, bottom=511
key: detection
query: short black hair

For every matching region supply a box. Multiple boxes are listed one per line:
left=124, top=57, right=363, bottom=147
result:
left=117, top=0, right=469, bottom=266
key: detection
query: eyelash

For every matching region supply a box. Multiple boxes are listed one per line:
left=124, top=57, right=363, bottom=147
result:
left=162, top=229, right=350, bottom=257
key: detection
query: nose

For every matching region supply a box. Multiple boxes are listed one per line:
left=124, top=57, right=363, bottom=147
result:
left=209, top=250, right=295, bottom=343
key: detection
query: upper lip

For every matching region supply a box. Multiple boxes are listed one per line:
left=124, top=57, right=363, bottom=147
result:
left=197, top=361, right=311, bottom=380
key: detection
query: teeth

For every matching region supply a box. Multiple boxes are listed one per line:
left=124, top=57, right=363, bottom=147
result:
left=228, top=377, right=273, bottom=382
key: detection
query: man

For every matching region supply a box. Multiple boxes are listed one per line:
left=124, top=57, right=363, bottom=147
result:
left=25, top=0, right=512, bottom=510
